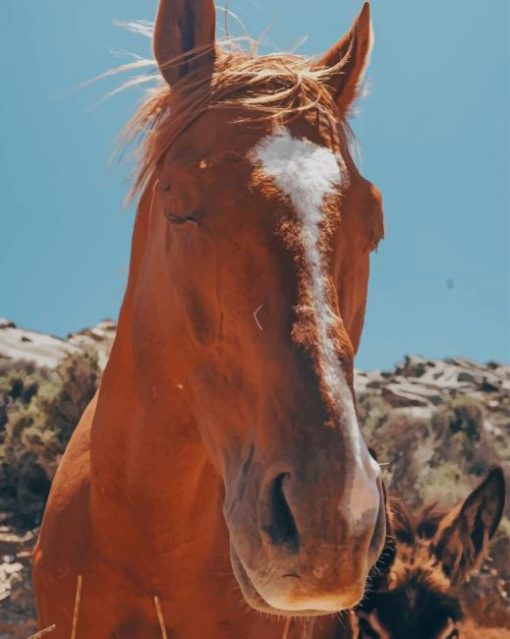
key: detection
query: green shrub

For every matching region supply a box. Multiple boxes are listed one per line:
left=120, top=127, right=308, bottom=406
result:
left=0, top=352, right=100, bottom=525
left=359, top=393, right=501, bottom=509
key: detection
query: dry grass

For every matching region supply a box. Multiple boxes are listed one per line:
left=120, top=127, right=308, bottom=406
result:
left=23, top=576, right=81, bottom=639
left=70, top=575, right=83, bottom=639
left=23, top=583, right=172, bottom=638
left=154, top=595, right=169, bottom=639
left=25, top=625, right=56, bottom=639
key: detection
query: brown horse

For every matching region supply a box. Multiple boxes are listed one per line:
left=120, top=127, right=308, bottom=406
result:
left=33, top=1, right=386, bottom=637
left=355, top=468, right=506, bottom=639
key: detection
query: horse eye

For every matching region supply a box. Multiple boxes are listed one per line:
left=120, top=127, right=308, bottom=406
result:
left=165, top=212, right=201, bottom=226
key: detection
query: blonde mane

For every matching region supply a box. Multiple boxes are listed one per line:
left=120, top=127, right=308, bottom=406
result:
left=120, top=48, right=351, bottom=199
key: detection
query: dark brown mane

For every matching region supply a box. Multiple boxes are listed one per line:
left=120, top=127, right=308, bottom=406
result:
left=389, top=496, right=446, bottom=545
left=121, top=49, right=353, bottom=199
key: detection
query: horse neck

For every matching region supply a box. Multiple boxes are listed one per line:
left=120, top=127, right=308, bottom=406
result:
left=90, top=183, right=223, bottom=542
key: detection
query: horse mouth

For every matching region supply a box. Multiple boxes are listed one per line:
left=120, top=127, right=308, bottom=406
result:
left=229, top=544, right=363, bottom=617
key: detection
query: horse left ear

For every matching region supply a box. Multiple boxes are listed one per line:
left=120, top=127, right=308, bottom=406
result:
left=433, top=468, right=506, bottom=585
left=153, top=0, right=216, bottom=87
left=317, top=2, right=373, bottom=114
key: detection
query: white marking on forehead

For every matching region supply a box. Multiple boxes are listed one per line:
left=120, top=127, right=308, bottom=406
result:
left=250, top=127, right=377, bottom=524
left=250, top=127, right=342, bottom=213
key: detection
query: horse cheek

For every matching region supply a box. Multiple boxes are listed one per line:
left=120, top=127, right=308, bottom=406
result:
left=183, top=287, right=219, bottom=348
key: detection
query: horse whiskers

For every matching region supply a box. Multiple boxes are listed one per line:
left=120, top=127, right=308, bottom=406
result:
left=300, top=617, right=316, bottom=639
left=26, top=626, right=56, bottom=639
left=154, top=595, right=170, bottom=639
left=70, top=575, right=83, bottom=639
left=347, top=609, right=360, bottom=635
left=282, top=617, right=292, bottom=639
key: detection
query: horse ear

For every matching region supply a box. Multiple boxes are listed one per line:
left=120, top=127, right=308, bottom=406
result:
left=433, top=468, right=506, bottom=585
left=153, top=0, right=216, bottom=87
left=317, top=2, right=373, bottom=114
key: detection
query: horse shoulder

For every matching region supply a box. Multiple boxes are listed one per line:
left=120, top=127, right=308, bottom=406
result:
left=33, top=395, right=96, bottom=623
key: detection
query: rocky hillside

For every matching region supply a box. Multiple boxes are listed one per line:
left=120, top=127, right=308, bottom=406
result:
left=0, top=320, right=509, bottom=637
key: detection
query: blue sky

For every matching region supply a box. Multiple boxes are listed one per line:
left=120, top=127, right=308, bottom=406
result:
left=1, top=0, right=509, bottom=370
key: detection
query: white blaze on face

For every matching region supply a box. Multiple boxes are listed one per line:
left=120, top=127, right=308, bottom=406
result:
left=249, top=127, right=379, bottom=525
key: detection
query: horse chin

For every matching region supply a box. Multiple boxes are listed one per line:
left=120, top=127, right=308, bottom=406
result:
left=229, top=544, right=363, bottom=618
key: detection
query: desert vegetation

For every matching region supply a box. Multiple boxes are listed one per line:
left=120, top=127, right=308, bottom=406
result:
left=0, top=353, right=100, bottom=528
left=0, top=323, right=509, bottom=637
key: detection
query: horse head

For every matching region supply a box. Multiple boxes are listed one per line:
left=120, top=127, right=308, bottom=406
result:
left=129, top=0, right=386, bottom=616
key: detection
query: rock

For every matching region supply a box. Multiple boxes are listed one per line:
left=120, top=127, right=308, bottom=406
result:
left=67, top=320, right=116, bottom=369
left=354, top=370, right=385, bottom=395
left=392, top=405, right=436, bottom=421
left=481, top=379, right=501, bottom=393
left=0, top=321, right=116, bottom=371
left=0, top=560, right=24, bottom=602
left=397, top=355, right=430, bottom=378
left=0, top=325, right=80, bottom=369
left=0, top=527, right=37, bottom=637
left=381, top=381, right=442, bottom=408
left=458, top=371, right=481, bottom=385
left=447, top=356, right=485, bottom=370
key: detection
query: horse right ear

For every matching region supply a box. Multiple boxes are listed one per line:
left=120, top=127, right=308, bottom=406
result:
left=153, top=0, right=216, bottom=87
left=433, top=468, right=506, bottom=585
left=316, top=2, right=373, bottom=115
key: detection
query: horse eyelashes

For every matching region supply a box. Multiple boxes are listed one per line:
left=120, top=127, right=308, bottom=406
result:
left=165, top=212, right=201, bottom=226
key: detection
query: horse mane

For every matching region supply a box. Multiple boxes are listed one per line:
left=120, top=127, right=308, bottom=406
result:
left=120, top=48, right=353, bottom=200
left=377, top=498, right=455, bottom=597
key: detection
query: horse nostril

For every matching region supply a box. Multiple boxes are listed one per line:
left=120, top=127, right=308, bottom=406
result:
left=261, top=473, right=299, bottom=552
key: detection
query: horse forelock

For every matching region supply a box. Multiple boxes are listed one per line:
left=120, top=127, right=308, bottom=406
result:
left=121, top=48, right=352, bottom=201
left=382, top=499, right=454, bottom=595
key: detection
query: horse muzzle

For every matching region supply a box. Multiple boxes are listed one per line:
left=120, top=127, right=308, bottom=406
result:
left=225, top=447, right=386, bottom=615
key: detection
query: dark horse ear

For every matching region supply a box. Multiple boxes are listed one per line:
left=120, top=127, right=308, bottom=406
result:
left=153, top=0, right=216, bottom=87
left=317, top=2, right=373, bottom=114
left=433, top=468, right=506, bottom=585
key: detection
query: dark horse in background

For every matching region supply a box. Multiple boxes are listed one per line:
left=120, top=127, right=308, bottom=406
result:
left=34, top=1, right=386, bottom=636
left=356, top=468, right=506, bottom=639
